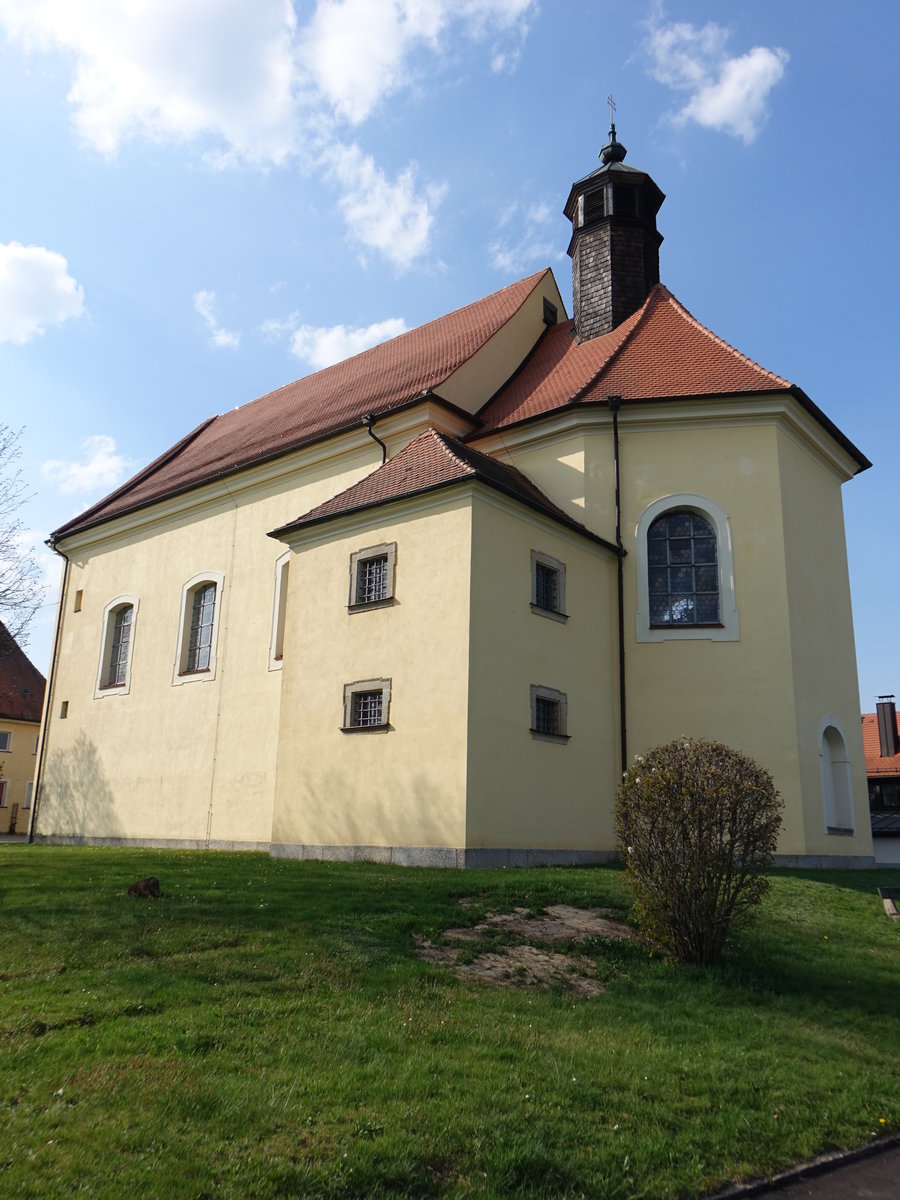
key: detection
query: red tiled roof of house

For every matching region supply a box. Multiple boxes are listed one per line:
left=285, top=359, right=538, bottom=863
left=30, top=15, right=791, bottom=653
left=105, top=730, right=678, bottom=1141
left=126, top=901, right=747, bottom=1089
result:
left=477, top=283, right=792, bottom=432
left=862, top=712, right=900, bottom=777
left=271, top=427, right=616, bottom=551
left=52, top=270, right=553, bottom=542
left=0, top=622, right=46, bottom=723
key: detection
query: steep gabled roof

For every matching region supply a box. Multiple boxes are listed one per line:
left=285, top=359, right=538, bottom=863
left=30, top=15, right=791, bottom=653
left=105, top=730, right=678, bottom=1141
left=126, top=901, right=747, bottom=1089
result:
left=0, top=622, right=46, bottom=723
left=271, top=427, right=616, bottom=551
left=52, top=270, right=553, bottom=543
left=478, top=284, right=791, bottom=432
left=863, top=712, right=900, bottom=778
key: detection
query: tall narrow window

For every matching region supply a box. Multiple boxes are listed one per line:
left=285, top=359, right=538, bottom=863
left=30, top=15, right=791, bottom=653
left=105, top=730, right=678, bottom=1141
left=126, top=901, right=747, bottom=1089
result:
left=647, top=510, right=720, bottom=626
left=186, top=583, right=216, bottom=672
left=820, top=721, right=855, bottom=836
left=269, top=552, right=290, bottom=670
left=95, top=595, right=139, bottom=698
left=173, top=572, right=224, bottom=685
left=106, top=605, right=133, bottom=686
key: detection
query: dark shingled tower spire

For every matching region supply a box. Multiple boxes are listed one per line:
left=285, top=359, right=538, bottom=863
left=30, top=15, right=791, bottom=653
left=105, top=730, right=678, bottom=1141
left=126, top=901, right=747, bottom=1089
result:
left=564, top=105, right=665, bottom=341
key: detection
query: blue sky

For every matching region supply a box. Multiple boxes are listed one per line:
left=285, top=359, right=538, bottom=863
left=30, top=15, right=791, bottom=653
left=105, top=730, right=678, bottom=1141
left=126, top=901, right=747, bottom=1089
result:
left=1, top=0, right=897, bottom=711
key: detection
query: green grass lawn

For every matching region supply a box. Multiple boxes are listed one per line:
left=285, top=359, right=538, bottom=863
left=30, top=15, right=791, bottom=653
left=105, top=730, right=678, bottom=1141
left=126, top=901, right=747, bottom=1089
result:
left=1, top=847, right=898, bottom=1199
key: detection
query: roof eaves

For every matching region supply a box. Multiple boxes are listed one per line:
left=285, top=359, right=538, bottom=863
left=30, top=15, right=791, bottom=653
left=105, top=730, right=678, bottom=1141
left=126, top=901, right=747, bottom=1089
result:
left=269, top=466, right=619, bottom=554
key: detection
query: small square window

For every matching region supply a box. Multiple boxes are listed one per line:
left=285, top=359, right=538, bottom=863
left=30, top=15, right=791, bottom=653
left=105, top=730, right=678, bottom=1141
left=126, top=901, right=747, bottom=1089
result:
left=342, top=678, right=392, bottom=732
left=530, top=685, right=569, bottom=743
left=530, top=550, right=567, bottom=621
left=0, top=731, right=10, bottom=752
left=349, top=543, right=397, bottom=611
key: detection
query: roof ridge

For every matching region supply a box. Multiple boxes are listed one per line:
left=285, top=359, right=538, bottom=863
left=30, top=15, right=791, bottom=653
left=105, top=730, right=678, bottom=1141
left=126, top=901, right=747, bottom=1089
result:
left=659, top=286, right=792, bottom=388
left=429, top=429, right=478, bottom=475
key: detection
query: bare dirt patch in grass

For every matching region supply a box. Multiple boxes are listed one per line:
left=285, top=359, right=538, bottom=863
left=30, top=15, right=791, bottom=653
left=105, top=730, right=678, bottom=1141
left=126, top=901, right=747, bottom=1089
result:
left=416, top=904, right=634, bottom=995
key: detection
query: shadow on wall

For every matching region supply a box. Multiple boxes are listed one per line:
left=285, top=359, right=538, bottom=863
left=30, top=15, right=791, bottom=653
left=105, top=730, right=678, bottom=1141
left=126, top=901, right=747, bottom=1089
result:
left=36, top=733, right=122, bottom=840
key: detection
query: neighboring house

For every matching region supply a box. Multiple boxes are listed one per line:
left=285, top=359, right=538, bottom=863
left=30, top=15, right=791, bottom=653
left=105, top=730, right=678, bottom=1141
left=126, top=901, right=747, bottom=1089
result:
left=862, top=697, right=900, bottom=866
left=0, top=622, right=46, bottom=835
left=32, top=126, right=874, bottom=867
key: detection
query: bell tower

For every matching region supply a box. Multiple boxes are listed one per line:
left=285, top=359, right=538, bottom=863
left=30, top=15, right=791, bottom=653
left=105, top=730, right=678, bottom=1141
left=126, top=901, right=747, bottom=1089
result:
left=564, top=104, right=665, bottom=341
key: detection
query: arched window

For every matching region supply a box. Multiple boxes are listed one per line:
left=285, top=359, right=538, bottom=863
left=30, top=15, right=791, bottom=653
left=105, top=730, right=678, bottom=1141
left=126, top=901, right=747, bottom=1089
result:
left=94, top=595, right=139, bottom=697
left=635, top=494, right=739, bottom=642
left=173, top=572, right=224, bottom=684
left=269, top=551, right=290, bottom=670
left=819, top=720, right=855, bottom=836
left=647, top=510, right=719, bottom=626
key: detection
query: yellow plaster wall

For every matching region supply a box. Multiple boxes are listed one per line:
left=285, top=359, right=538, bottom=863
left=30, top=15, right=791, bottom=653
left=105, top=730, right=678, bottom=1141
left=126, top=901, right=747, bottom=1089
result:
left=0, top=718, right=39, bottom=834
left=465, top=494, right=620, bottom=850
left=775, top=427, right=872, bottom=856
left=271, top=498, right=473, bottom=851
left=496, top=417, right=836, bottom=855
left=36, top=444, right=381, bottom=846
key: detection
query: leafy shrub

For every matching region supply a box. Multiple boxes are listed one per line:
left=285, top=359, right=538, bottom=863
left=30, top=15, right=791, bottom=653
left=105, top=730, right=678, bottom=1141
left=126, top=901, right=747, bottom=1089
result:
left=615, top=738, right=783, bottom=965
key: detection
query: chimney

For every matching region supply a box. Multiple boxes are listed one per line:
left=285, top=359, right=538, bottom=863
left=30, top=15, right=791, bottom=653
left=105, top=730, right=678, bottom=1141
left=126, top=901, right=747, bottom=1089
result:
left=563, top=122, right=665, bottom=342
left=876, top=695, right=898, bottom=757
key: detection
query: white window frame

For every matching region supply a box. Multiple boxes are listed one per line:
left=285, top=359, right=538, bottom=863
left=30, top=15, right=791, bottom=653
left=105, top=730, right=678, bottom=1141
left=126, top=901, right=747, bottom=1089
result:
left=530, top=549, right=568, bottom=622
left=819, top=717, right=856, bottom=836
left=0, top=780, right=7, bottom=808
left=635, top=494, right=739, bottom=642
left=348, top=543, right=397, bottom=612
left=530, top=684, right=569, bottom=743
left=269, top=551, right=291, bottom=672
left=94, top=595, right=139, bottom=698
left=341, top=678, right=392, bottom=732
left=0, top=730, right=11, bottom=752
left=172, top=571, right=225, bottom=685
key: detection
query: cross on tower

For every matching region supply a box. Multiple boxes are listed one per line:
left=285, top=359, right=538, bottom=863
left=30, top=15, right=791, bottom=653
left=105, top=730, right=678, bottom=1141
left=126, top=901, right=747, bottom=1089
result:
left=607, top=93, right=616, bottom=127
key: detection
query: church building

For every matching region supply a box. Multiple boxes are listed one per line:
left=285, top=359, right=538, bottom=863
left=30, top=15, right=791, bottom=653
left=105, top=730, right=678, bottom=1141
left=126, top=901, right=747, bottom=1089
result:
left=32, top=127, right=874, bottom=867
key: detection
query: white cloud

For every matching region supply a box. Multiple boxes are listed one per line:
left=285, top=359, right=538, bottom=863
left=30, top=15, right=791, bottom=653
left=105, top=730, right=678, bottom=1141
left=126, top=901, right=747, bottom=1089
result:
left=193, top=290, right=241, bottom=348
left=322, top=142, right=446, bottom=270
left=289, top=317, right=408, bottom=370
left=489, top=200, right=560, bottom=275
left=0, top=0, right=302, bottom=165
left=0, top=0, right=536, bottom=266
left=645, top=7, right=788, bottom=143
left=300, top=0, right=536, bottom=124
left=42, top=435, right=135, bottom=498
left=0, top=241, right=84, bottom=344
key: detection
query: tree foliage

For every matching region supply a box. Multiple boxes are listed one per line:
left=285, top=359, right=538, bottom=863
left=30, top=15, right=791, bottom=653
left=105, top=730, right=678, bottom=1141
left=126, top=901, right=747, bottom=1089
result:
left=615, top=738, right=783, bottom=965
left=0, top=424, right=44, bottom=647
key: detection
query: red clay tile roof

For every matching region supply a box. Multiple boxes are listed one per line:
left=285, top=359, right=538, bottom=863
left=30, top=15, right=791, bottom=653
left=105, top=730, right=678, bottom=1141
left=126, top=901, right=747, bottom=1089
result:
left=52, top=270, right=553, bottom=542
left=271, top=427, right=616, bottom=551
left=0, top=622, right=46, bottom=723
left=862, top=712, right=900, bottom=777
left=478, top=284, right=792, bottom=432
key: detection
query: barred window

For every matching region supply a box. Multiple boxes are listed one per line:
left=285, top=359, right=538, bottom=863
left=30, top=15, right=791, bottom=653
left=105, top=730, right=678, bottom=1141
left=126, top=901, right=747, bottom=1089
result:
left=530, top=550, right=567, bottom=621
left=186, top=583, right=217, bottom=672
left=342, top=678, right=392, bottom=732
left=349, top=543, right=397, bottom=611
left=352, top=690, right=383, bottom=727
left=530, top=685, right=569, bottom=743
left=357, top=555, right=388, bottom=604
left=647, top=511, right=720, bottom=626
left=105, top=605, right=133, bottom=687
left=534, top=695, right=561, bottom=736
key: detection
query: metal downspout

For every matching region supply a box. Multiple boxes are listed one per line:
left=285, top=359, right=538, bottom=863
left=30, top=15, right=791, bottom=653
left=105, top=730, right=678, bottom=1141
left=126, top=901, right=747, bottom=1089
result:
left=608, top=395, right=628, bottom=773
